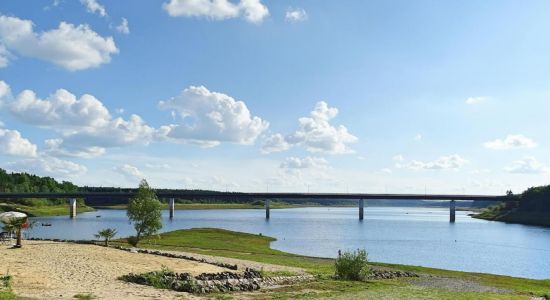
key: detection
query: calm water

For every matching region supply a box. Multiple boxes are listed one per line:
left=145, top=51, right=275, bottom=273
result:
left=27, top=207, right=550, bottom=279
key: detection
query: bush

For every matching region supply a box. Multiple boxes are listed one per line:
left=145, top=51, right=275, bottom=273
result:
left=334, top=249, right=370, bottom=281
left=127, top=236, right=139, bottom=247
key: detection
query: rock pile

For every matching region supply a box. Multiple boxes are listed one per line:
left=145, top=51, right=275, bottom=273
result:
left=367, top=269, right=418, bottom=280
left=121, top=268, right=313, bottom=294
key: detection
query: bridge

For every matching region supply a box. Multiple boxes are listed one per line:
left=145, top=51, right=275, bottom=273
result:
left=0, top=192, right=509, bottom=222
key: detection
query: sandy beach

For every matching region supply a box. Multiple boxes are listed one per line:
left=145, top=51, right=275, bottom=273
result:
left=1, top=241, right=230, bottom=299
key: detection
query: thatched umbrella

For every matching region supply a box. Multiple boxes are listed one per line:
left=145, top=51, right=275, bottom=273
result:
left=0, top=212, right=29, bottom=248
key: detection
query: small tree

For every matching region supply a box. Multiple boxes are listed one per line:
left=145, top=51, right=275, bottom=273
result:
left=127, top=179, right=163, bottom=246
left=2, top=217, right=30, bottom=248
left=95, top=228, right=118, bottom=246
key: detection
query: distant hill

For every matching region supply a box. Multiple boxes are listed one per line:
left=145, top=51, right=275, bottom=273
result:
left=474, top=185, right=550, bottom=227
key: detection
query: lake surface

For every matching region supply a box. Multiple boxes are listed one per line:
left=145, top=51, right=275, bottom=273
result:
left=27, top=207, right=550, bottom=279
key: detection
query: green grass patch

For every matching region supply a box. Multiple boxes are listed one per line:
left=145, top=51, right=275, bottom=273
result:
left=112, top=228, right=550, bottom=299
left=0, top=203, right=95, bottom=217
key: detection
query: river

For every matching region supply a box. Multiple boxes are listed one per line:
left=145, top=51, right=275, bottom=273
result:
left=27, top=207, right=550, bottom=279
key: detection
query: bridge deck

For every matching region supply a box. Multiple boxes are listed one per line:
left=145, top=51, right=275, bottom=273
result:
left=0, top=192, right=508, bottom=201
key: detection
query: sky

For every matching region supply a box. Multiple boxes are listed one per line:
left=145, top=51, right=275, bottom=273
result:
left=0, top=0, right=549, bottom=194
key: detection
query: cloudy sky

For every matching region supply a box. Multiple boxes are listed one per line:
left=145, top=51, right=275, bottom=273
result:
left=0, top=0, right=549, bottom=193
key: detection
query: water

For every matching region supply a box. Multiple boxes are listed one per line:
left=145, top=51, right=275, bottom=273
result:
left=27, top=207, right=550, bottom=279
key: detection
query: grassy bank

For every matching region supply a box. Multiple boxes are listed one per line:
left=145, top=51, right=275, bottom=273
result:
left=113, top=228, right=550, bottom=299
left=0, top=203, right=95, bottom=217
left=474, top=210, right=550, bottom=227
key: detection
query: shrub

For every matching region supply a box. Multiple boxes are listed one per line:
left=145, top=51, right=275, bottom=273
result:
left=127, top=236, right=139, bottom=247
left=334, top=249, right=370, bottom=281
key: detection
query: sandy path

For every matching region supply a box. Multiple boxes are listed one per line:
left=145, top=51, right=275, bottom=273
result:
left=1, top=241, right=228, bottom=299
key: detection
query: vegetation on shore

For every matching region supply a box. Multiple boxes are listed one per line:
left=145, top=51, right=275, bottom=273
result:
left=112, top=228, right=550, bottom=299
left=474, top=185, right=550, bottom=227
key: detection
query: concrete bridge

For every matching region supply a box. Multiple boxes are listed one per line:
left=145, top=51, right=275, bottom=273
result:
left=0, top=192, right=509, bottom=222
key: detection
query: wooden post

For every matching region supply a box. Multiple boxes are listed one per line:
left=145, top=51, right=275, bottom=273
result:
left=359, top=199, right=364, bottom=220
left=450, top=200, right=456, bottom=223
left=169, top=198, right=175, bottom=219
left=69, top=198, right=77, bottom=218
left=265, top=199, right=270, bottom=219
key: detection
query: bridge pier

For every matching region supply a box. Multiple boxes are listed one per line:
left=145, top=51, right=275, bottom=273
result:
left=69, top=198, right=77, bottom=218
left=359, top=199, right=364, bottom=220
left=450, top=200, right=456, bottom=223
left=265, top=199, right=270, bottom=219
left=169, top=198, right=175, bottom=219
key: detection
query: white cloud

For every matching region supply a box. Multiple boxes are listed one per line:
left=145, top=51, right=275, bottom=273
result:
left=505, top=157, right=548, bottom=174
left=0, top=128, right=37, bottom=157
left=381, top=168, right=392, bottom=174
left=158, top=85, right=268, bottom=147
left=7, top=156, right=87, bottom=177
left=285, top=101, right=358, bottom=154
left=465, top=96, right=487, bottom=105
left=0, top=44, right=11, bottom=68
left=484, top=134, right=537, bottom=150
left=393, top=154, right=405, bottom=162
left=400, top=154, right=469, bottom=171
left=0, top=80, right=11, bottom=102
left=162, top=0, right=269, bottom=23
left=261, top=133, right=290, bottom=154
left=9, top=88, right=111, bottom=130
left=115, top=164, right=144, bottom=182
left=5, top=82, right=154, bottom=157
left=81, top=0, right=107, bottom=17
left=285, top=8, right=308, bottom=23
left=280, top=156, right=328, bottom=169
left=414, top=134, right=422, bottom=141
left=116, top=18, right=130, bottom=34
left=44, top=138, right=105, bottom=158
left=0, top=15, right=118, bottom=71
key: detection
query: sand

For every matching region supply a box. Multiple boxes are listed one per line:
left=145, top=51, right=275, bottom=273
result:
left=0, top=240, right=227, bottom=299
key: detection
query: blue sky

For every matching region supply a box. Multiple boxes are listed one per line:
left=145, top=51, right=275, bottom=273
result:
left=0, top=0, right=549, bottom=193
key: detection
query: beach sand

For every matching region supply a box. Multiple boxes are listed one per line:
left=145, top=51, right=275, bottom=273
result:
left=1, top=240, right=227, bottom=299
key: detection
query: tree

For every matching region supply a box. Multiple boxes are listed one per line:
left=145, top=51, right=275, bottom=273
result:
left=95, top=228, right=118, bottom=247
left=2, top=217, right=30, bottom=248
left=127, top=179, right=163, bottom=246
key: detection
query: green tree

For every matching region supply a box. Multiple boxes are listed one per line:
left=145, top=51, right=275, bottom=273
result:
left=95, top=228, right=118, bottom=247
left=2, top=217, right=30, bottom=248
left=127, top=179, right=163, bottom=246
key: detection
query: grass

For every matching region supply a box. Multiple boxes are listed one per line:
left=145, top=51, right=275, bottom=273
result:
left=0, top=275, right=17, bottom=300
left=73, top=294, right=95, bottom=299
left=112, top=228, right=550, bottom=299
left=0, top=203, right=95, bottom=217
left=474, top=209, right=550, bottom=227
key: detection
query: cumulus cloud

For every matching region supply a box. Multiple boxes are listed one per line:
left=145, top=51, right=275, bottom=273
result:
left=280, top=156, right=328, bottom=169
left=465, top=96, right=487, bottom=105
left=7, top=156, right=87, bottom=177
left=399, top=154, right=468, bottom=171
left=0, top=15, right=118, bottom=71
left=115, top=164, right=144, bottom=182
left=505, top=157, right=548, bottom=174
left=0, top=44, right=11, bottom=68
left=261, top=133, right=290, bottom=154
left=158, top=85, right=268, bottom=147
left=0, top=80, right=11, bottom=102
left=0, top=128, right=38, bottom=157
left=285, top=8, right=308, bottom=23
left=484, top=134, right=537, bottom=150
left=286, top=101, right=357, bottom=154
left=162, top=0, right=269, bottom=23
left=81, top=0, right=107, bottom=17
left=116, top=18, right=130, bottom=34
left=5, top=82, right=154, bottom=157
left=393, top=154, right=405, bottom=162
left=9, top=88, right=111, bottom=130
